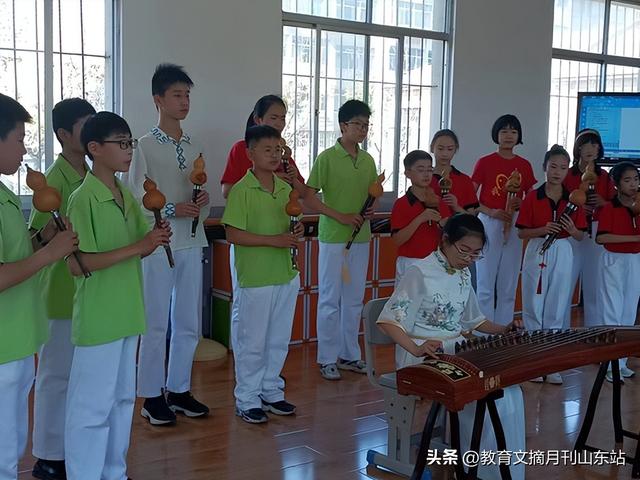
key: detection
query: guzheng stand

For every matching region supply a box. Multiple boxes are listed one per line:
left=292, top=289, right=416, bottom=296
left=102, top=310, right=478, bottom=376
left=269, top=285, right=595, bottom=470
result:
left=410, top=390, right=512, bottom=480
left=574, top=360, right=640, bottom=478
left=397, top=328, right=640, bottom=479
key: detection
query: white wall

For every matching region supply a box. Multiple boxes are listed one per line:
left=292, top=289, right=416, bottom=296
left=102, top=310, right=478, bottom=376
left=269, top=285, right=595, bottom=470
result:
left=449, top=0, right=554, bottom=181
left=120, top=0, right=282, bottom=207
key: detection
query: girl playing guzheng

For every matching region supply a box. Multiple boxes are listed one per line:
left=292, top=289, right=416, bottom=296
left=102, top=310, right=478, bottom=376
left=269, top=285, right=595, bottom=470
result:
left=377, top=214, right=525, bottom=480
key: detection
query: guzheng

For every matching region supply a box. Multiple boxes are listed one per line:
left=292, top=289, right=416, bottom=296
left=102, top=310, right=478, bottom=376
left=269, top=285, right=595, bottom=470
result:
left=397, top=327, right=640, bottom=411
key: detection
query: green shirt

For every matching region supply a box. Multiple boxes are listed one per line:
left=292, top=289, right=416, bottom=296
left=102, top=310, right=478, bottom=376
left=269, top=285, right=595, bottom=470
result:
left=0, top=181, right=47, bottom=364
left=29, top=154, right=88, bottom=319
left=307, top=140, right=378, bottom=243
left=67, top=173, right=149, bottom=346
left=222, top=171, right=299, bottom=288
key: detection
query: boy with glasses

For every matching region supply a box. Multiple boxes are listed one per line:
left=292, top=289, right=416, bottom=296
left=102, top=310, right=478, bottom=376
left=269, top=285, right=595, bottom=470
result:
left=65, top=111, right=171, bottom=479
left=302, top=99, right=379, bottom=381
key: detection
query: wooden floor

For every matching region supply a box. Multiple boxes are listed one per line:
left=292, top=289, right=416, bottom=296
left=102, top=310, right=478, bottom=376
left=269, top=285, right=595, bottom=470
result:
left=18, top=313, right=640, bottom=480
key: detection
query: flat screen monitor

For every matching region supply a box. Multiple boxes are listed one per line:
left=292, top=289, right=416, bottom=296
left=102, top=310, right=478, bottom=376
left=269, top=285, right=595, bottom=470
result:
left=576, top=92, right=640, bottom=164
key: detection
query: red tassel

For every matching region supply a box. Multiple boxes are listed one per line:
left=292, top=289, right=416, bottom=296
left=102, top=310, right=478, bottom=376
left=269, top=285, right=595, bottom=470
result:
left=537, top=259, right=546, bottom=295
left=536, top=270, right=543, bottom=295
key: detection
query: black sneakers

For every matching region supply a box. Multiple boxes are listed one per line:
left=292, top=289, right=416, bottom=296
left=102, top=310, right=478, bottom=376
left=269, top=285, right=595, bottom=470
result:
left=32, top=459, right=67, bottom=480
left=262, top=399, right=296, bottom=416
left=141, top=394, right=177, bottom=426
left=236, top=407, right=269, bottom=424
left=167, top=391, right=210, bottom=418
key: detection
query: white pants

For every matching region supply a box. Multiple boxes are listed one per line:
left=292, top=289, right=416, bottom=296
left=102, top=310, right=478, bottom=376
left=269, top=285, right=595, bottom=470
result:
left=0, top=356, right=34, bottom=480
left=398, top=337, right=525, bottom=480
left=598, top=251, right=640, bottom=370
left=316, top=242, right=369, bottom=365
left=65, top=336, right=137, bottom=480
left=475, top=214, right=523, bottom=325
left=33, top=319, right=74, bottom=460
left=229, top=244, right=240, bottom=351
left=395, top=256, right=423, bottom=285
left=233, top=275, right=299, bottom=411
left=566, top=225, right=604, bottom=327
left=521, top=238, right=574, bottom=331
left=137, top=247, right=202, bottom=397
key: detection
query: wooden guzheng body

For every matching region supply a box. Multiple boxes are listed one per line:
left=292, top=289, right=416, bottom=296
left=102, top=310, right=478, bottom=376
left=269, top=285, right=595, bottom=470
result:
left=397, top=327, right=640, bottom=411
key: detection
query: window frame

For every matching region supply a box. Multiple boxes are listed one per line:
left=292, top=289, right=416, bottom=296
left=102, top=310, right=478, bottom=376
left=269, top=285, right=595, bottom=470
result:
left=0, top=0, right=120, bottom=206
left=550, top=0, right=640, bottom=153
left=282, top=0, right=452, bottom=203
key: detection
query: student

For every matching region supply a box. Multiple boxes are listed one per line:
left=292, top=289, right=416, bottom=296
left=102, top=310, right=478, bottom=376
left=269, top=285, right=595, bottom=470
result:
left=122, top=63, right=210, bottom=426
left=220, top=94, right=304, bottom=353
left=391, top=150, right=443, bottom=282
left=303, top=99, right=378, bottom=381
left=220, top=94, right=304, bottom=199
left=472, top=114, right=537, bottom=325
left=0, top=93, right=77, bottom=480
left=222, top=125, right=303, bottom=424
left=65, top=111, right=171, bottom=480
left=28, top=98, right=96, bottom=480
left=596, top=162, right=640, bottom=383
left=516, top=145, right=587, bottom=384
left=377, top=214, right=525, bottom=480
left=563, top=129, right=616, bottom=327
left=430, top=129, right=479, bottom=219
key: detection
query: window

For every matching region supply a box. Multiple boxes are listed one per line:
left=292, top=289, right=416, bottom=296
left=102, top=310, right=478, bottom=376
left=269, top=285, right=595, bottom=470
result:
left=389, top=43, right=431, bottom=71
left=282, top=0, right=367, bottom=22
left=282, top=0, right=450, bottom=194
left=0, top=0, right=118, bottom=196
left=549, top=0, right=640, bottom=154
left=372, top=0, right=444, bottom=31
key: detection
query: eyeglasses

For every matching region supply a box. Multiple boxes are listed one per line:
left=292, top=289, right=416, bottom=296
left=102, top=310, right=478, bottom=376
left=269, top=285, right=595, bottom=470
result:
left=102, top=139, right=138, bottom=150
left=412, top=167, right=434, bottom=175
left=453, top=242, right=484, bottom=261
left=345, top=121, right=371, bottom=130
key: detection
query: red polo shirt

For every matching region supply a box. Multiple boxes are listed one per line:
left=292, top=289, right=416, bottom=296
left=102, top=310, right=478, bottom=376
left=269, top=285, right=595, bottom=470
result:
left=563, top=164, right=616, bottom=200
left=431, top=166, right=479, bottom=218
left=471, top=152, right=537, bottom=210
left=391, top=187, right=446, bottom=258
left=596, top=198, right=640, bottom=253
left=516, top=184, right=588, bottom=239
left=220, top=140, right=305, bottom=185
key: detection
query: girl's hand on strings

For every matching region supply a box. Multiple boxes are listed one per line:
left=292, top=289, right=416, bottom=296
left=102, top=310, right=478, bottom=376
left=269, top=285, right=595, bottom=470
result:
left=413, top=339, right=444, bottom=359
left=505, top=318, right=524, bottom=333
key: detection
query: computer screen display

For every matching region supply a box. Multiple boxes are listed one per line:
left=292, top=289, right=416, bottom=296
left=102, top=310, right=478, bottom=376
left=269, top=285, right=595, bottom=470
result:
left=577, top=93, right=640, bottom=163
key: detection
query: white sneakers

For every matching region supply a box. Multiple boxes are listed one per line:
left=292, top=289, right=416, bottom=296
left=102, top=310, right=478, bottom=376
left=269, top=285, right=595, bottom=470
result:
left=529, top=373, right=563, bottom=384
left=320, top=359, right=368, bottom=380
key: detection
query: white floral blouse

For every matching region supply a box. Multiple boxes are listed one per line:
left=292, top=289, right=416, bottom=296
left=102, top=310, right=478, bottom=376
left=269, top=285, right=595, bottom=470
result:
left=377, top=250, right=486, bottom=342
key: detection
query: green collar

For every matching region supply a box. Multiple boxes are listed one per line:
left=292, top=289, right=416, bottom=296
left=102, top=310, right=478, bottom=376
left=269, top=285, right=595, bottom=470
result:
left=0, top=181, right=20, bottom=208
left=245, top=170, right=289, bottom=196
left=54, top=154, right=88, bottom=185
left=84, top=173, right=133, bottom=215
